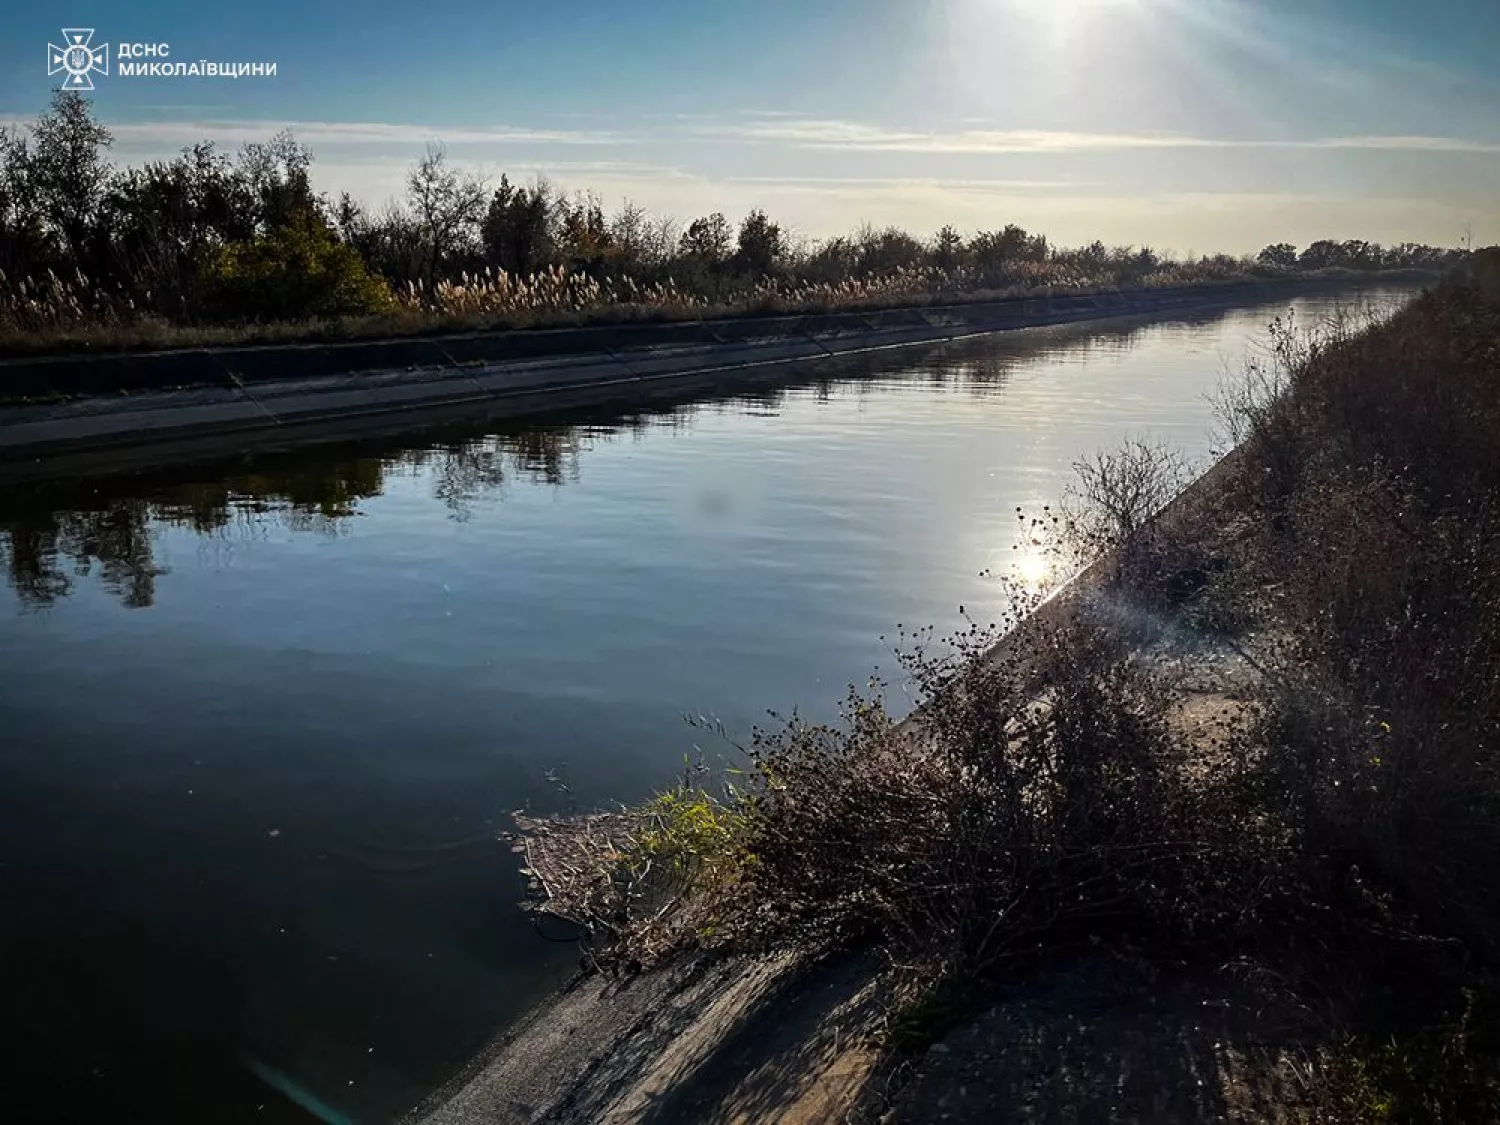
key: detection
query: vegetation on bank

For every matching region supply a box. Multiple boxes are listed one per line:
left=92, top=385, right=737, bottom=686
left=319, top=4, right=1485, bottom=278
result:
left=524, top=257, right=1500, bottom=1120
left=0, top=92, right=1465, bottom=355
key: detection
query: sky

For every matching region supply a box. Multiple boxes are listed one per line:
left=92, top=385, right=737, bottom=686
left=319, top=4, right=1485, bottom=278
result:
left=3, top=0, right=1498, bottom=254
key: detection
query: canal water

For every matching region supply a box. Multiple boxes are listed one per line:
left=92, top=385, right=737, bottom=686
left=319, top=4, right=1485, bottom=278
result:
left=0, top=287, right=1416, bottom=1123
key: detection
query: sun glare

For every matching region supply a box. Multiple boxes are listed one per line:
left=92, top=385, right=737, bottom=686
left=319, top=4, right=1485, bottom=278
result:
left=1005, top=0, right=1151, bottom=43
left=1013, top=0, right=1142, bottom=20
left=1014, top=549, right=1054, bottom=590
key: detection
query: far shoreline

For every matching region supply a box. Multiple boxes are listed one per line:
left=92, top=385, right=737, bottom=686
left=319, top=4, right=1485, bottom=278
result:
left=0, top=274, right=1428, bottom=486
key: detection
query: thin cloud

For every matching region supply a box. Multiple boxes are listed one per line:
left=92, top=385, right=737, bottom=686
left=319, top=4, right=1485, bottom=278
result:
left=86, top=118, right=627, bottom=147
left=723, top=174, right=1098, bottom=191
left=10, top=111, right=1495, bottom=158
left=690, top=118, right=1500, bottom=155
left=1314, top=135, right=1500, bottom=153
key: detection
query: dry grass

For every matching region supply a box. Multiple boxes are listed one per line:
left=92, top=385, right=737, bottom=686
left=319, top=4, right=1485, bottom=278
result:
left=0, top=261, right=1123, bottom=354
left=0, top=259, right=1432, bottom=358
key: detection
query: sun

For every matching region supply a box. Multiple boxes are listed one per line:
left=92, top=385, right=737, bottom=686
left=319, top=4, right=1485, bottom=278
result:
left=1005, top=0, right=1151, bottom=41
left=1015, top=0, right=1145, bottom=15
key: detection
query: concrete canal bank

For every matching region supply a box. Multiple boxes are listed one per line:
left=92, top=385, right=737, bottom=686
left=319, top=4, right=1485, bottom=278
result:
left=0, top=278, right=1405, bottom=483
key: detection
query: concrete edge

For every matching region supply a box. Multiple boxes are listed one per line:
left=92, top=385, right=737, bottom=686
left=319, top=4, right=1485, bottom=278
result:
left=0, top=272, right=1439, bottom=398
left=0, top=278, right=1406, bottom=485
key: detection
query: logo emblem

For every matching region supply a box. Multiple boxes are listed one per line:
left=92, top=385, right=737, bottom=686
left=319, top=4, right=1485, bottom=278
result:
left=48, top=29, right=109, bottom=90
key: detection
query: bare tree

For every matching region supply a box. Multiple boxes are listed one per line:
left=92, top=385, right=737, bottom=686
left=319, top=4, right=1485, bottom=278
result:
left=778, top=223, right=814, bottom=266
left=407, top=142, right=488, bottom=296
left=1066, top=437, right=1189, bottom=548
left=640, top=212, right=680, bottom=267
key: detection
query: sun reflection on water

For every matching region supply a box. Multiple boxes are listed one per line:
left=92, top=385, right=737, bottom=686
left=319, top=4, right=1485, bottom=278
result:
left=1013, top=548, right=1055, bottom=590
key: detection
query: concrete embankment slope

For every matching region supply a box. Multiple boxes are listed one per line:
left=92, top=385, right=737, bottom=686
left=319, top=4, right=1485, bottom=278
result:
left=0, top=278, right=1386, bottom=483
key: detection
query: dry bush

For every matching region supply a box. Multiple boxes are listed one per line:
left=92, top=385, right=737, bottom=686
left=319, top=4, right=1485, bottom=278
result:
left=1066, top=437, right=1190, bottom=549
left=515, top=771, right=751, bottom=971
left=1061, top=437, right=1241, bottom=643
left=1230, top=280, right=1500, bottom=954
left=527, top=598, right=1278, bottom=982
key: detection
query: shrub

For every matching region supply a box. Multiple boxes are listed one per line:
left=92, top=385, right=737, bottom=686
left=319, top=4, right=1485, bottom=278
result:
left=1066, top=437, right=1189, bottom=549
left=530, top=598, right=1275, bottom=980
left=200, top=206, right=394, bottom=322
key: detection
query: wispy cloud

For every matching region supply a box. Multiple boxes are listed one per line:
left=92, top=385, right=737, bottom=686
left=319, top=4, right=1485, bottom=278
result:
left=10, top=110, right=1496, bottom=159
left=722, top=174, right=1094, bottom=190
left=1314, top=134, right=1500, bottom=153
left=689, top=118, right=1500, bottom=155
left=50, top=118, right=628, bottom=148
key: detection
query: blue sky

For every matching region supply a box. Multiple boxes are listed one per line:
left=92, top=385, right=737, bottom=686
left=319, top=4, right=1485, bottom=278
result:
left=3, top=0, right=1498, bottom=253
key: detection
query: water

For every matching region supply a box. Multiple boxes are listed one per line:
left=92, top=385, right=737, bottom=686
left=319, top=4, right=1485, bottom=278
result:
left=0, top=288, right=1416, bottom=1123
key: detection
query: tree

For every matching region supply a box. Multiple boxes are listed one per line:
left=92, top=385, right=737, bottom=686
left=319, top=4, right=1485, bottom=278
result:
left=800, top=235, right=857, bottom=283
left=934, top=225, right=964, bottom=271
left=639, top=213, right=680, bottom=270
left=102, top=141, right=265, bottom=316
left=481, top=175, right=553, bottom=275
left=0, top=126, right=54, bottom=280
left=28, top=90, right=113, bottom=263
left=1299, top=240, right=1342, bottom=270
left=555, top=190, right=612, bottom=273
left=356, top=202, right=427, bottom=289
left=237, top=130, right=317, bottom=234
left=678, top=212, right=732, bottom=266
left=333, top=190, right=367, bottom=246
left=406, top=143, right=487, bottom=295
left=608, top=200, right=651, bottom=270
left=733, top=209, right=784, bottom=276
left=969, top=223, right=1044, bottom=285
left=1339, top=239, right=1376, bottom=269
left=852, top=223, right=921, bottom=276
left=1257, top=243, right=1298, bottom=269
left=1120, top=246, right=1161, bottom=281
left=1077, top=240, right=1110, bottom=270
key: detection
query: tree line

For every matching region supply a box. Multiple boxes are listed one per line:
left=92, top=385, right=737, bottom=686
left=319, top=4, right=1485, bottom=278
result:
left=0, top=92, right=1469, bottom=339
